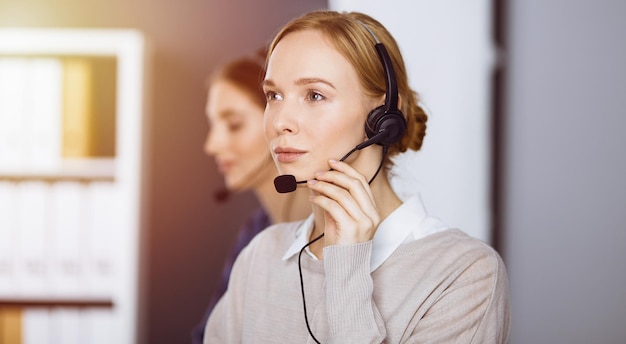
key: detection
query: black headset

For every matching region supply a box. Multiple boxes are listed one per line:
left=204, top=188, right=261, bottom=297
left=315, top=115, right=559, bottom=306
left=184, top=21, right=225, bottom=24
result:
left=361, top=21, right=407, bottom=148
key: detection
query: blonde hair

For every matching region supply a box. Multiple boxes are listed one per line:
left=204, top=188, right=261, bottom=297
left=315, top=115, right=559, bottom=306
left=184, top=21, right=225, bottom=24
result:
left=267, top=11, right=428, bottom=168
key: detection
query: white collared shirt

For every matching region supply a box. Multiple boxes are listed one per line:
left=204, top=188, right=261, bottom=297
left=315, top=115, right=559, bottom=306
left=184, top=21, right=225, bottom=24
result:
left=281, top=195, right=450, bottom=272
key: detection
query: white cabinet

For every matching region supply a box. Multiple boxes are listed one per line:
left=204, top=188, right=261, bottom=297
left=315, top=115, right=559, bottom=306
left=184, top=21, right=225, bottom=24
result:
left=0, top=28, right=147, bottom=344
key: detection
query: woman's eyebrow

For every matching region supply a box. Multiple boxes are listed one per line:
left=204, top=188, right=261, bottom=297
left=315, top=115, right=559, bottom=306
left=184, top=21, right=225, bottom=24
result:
left=261, top=79, right=275, bottom=88
left=208, top=109, right=238, bottom=123
left=220, top=109, right=239, bottom=119
left=294, top=77, right=335, bottom=89
left=262, top=78, right=335, bottom=89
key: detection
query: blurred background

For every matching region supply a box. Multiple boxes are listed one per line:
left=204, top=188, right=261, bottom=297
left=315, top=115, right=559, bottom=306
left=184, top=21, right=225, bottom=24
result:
left=0, top=0, right=624, bottom=343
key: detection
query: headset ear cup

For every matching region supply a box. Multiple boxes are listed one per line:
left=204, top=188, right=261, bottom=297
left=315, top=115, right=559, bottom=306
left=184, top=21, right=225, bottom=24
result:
left=365, top=106, right=385, bottom=140
left=365, top=107, right=407, bottom=146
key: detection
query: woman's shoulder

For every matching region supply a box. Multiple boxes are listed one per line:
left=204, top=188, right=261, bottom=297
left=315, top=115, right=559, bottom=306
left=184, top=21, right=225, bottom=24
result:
left=417, top=228, right=496, bottom=250
left=398, top=228, right=506, bottom=272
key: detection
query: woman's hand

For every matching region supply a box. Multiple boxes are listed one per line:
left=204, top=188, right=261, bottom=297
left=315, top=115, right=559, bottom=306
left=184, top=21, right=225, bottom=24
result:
left=307, top=159, right=381, bottom=245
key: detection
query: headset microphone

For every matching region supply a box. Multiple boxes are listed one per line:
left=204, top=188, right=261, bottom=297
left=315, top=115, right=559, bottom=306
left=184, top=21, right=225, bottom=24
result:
left=214, top=187, right=231, bottom=202
left=273, top=175, right=304, bottom=194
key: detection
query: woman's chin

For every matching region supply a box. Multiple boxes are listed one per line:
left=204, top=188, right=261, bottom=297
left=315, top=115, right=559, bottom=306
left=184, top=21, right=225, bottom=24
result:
left=224, top=178, right=245, bottom=192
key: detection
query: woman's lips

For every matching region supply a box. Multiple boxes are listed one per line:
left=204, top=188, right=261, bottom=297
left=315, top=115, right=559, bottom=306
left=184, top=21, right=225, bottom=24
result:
left=216, top=160, right=234, bottom=174
left=274, top=147, right=307, bottom=163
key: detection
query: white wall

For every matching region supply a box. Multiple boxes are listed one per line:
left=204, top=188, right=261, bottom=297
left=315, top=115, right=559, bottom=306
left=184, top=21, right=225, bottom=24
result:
left=329, top=0, right=494, bottom=242
left=504, top=1, right=626, bottom=343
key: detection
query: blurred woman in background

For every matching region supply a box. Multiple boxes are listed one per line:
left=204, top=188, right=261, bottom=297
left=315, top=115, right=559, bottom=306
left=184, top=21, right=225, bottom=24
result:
left=191, top=48, right=311, bottom=344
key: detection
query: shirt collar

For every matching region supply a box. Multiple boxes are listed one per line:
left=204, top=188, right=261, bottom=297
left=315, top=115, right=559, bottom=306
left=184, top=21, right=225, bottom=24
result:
left=281, top=213, right=315, bottom=261
left=281, top=195, right=448, bottom=272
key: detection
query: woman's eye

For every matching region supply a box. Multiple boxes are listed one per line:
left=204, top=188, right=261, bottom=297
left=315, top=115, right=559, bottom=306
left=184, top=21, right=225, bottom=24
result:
left=306, top=91, right=325, bottom=102
left=265, top=91, right=282, bottom=101
left=228, top=122, right=243, bottom=132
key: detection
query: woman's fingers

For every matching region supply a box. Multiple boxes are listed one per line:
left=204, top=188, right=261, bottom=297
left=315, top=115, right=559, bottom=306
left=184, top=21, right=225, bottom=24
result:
left=307, top=160, right=380, bottom=244
left=328, top=159, right=376, bottom=203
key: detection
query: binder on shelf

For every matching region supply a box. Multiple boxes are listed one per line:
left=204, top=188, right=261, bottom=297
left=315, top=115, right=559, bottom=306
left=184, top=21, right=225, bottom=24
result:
left=0, top=57, right=63, bottom=173
left=15, top=181, right=50, bottom=298
left=62, top=58, right=95, bottom=159
left=0, top=58, right=27, bottom=170
left=22, top=58, right=63, bottom=170
left=85, top=181, right=118, bottom=298
left=50, top=308, right=80, bottom=344
left=83, top=309, right=113, bottom=344
left=0, top=306, right=22, bottom=344
left=0, top=181, right=17, bottom=297
left=22, top=309, right=51, bottom=344
left=50, top=181, right=87, bottom=298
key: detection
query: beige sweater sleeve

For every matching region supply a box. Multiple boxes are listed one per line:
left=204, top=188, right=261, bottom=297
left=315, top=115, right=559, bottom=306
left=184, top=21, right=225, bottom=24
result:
left=324, top=241, right=387, bottom=343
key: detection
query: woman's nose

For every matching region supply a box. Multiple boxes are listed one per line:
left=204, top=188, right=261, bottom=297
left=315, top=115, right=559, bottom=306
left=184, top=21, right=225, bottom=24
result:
left=268, top=101, right=299, bottom=136
left=204, top=128, right=225, bottom=156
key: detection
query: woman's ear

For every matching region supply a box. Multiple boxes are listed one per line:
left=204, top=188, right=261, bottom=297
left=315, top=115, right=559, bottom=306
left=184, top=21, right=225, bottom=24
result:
left=371, top=94, right=401, bottom=112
